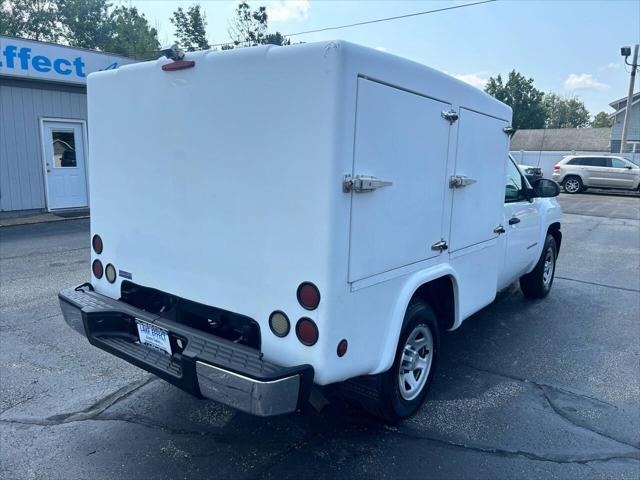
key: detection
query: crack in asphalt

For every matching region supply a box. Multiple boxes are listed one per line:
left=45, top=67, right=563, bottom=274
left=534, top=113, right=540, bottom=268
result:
left=555, top=276, right=640, bottom=293
left=460, top=363, right=639, bottom=450
left=0, top=376, right=156, bottom=426
left=390, top=428, right=640, bottom=466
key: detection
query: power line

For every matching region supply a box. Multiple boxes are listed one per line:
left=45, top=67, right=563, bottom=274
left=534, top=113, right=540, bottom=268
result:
left=209, top=0, right=497, bottom=48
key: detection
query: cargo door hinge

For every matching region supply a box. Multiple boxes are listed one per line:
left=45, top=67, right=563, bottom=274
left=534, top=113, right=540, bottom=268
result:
left=503, top=126, right=515, bottom=136
left=449, top=175, right=477, bottom=188
left=343, top=175, right=393, bottom=193
left=431, top=239, right=448, bottom=252
left=441, top=109, right=459, bottom=124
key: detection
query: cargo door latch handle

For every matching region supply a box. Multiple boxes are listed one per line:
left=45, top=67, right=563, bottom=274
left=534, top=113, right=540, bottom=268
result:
left=449, top=175, right=477, bottom=188
left=343, top=175, right=393, bottom=193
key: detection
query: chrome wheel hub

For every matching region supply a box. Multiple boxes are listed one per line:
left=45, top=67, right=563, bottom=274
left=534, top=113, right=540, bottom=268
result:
left=542, top=246, right=555, bottom=288
left=564, top=179, right=580, bottom=193
left=398, top=325, right=433, bottom=401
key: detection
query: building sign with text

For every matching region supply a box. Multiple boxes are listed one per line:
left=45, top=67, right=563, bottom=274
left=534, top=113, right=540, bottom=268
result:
left=0, top=36, right=138, bottom=85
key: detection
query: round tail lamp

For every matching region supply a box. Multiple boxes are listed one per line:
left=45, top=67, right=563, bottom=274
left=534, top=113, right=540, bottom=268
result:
left=337, top=339, right=348, bottom=357
left=269, top=311, right=290, bottom=338
left=105, top=264, right=117, bottom=283
left=297, top=282, right=320, bottom=310
left=92, top=234, right=103, bottom=254
left=296, top=318, right=319, bottom=346
left=92, top=259, right=104, bottom=279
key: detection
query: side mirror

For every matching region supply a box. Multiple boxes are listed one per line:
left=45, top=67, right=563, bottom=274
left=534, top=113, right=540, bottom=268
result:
left=532, top=178, right=560, bottom=198
left=625, top=165, right=633, bottom=170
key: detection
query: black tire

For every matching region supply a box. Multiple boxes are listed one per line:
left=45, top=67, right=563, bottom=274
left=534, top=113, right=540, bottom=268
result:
left=562, top=176, right=582, bottom=194
left=520, top=234, right=557, bottom=299
left=362, top=300, right=440, bottom=422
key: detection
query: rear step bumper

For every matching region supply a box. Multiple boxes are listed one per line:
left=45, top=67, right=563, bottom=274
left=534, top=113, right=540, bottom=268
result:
left=58, top=284, right=314, bottom=416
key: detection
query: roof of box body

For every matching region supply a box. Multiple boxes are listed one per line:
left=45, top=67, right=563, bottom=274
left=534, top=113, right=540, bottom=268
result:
left=91, top=40, right=511, bottom=122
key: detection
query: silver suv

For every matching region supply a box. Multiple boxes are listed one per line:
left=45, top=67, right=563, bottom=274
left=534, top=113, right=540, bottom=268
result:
left=552, top=155, right=640, bottom=194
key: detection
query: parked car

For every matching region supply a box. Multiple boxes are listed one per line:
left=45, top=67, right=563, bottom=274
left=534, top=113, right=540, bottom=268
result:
left=58, top=41, right=562, bottom=422
left=552, top=155, right=640, bottom=193
left=518, top=164, right=543, bottom=183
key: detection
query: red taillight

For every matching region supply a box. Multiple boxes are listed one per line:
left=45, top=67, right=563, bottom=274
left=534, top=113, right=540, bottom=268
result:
left=92, top=259, right=103, bottom=279
left=297, top=282, right=320, bottom=310
left=296, top=318, right=318, bottom=346
left=553, top=165, right=561, bottom=171
left=337, top=339, right=348, bottom=357
left=92, top=234, right=103, bottom=254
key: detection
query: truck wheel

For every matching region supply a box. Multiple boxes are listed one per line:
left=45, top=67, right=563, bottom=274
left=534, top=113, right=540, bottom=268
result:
left=366, top=300, right=440, bottom=422
left=520, top=234, right=557, bottom=299
left=562, top=176, right=582, bottom=194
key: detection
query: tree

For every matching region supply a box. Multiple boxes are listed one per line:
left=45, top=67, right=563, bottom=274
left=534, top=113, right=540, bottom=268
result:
left=485, top=70, right=546, bottom=130
left=228, top=1, right=268, bottom=47
left=264, top=32, right=290, bottom=46
left=171, top=4, right=209, bottom=52
left=0, top=0, right=59, bottom=42
left=57, top=0, right=112, bottom=50
left=103, top=6, right=159, bottom=60
left=543, top=93, right=590, bottom=128
left=590, top=111, right=613, bottom=128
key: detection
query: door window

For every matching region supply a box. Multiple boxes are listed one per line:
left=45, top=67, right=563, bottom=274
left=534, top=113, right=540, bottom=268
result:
left=611, top=158, right=628, bottom=168
left=51, top=130, right=77, bottom=168
left=505, top=160, right=525, bottom=203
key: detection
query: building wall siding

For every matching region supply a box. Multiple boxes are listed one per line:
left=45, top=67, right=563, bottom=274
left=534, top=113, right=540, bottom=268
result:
left=0, top=79, right=87, bottom=212
left=611, top=102, right=640, bottom=152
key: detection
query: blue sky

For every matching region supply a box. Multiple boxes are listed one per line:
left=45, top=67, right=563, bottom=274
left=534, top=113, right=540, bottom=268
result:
left=130, top=0, right=640, bottom=115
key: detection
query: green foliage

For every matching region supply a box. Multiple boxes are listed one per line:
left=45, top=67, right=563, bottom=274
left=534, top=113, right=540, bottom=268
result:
left=485, top=70, right=546, bottom=130
left=171, top=4, right=209, bottom=52
left=264, top=32, right=290, bottom=46
left=57, top=0, right=111, bottom=50
left=226, top=1, right=290, bottom=49
left=590, top=111, right=614, bottom=128
left=543, top=93, right=590, bottom=128
left=228, top=1, right=268, bottom=47
left=103, top=6, right=159, bottom=60
left=0, top=0, right=59, bottom=41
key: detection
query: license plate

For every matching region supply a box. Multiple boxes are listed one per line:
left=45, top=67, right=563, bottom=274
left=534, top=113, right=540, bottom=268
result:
left=136, top=320, right=172, bottom=355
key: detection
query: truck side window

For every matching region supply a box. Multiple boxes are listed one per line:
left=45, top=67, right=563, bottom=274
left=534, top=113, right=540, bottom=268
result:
left=505, top=160, right=524, bottom=203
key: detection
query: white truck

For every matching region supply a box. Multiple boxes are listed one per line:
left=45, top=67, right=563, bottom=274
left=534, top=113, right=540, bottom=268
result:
left=59, top=41, right=562, bottom=421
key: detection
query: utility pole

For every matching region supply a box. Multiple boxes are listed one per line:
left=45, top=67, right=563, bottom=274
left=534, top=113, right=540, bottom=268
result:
left=620, top=44, right=638, bottom=154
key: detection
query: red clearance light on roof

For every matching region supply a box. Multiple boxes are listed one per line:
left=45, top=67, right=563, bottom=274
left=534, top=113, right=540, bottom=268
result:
left=297, top=282, right=320, bottom=311
left=296, top=318, right=319, bottom=346
left=162, top=60, right=195, bottom=71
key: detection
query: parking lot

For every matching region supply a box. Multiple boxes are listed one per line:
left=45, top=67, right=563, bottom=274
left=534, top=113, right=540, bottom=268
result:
left=1, top=192, right=639, bottom=480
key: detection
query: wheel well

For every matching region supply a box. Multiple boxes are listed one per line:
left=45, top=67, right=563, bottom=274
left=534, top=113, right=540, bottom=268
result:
left=411, top=276, right=455, bottom=331
left=563, top=174, right=582, bottom=183
left=548, top=222, right=562, bottom=253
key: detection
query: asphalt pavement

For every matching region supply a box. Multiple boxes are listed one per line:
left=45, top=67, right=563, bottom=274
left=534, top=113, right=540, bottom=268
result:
left=1, top=192, right=639, bottom=480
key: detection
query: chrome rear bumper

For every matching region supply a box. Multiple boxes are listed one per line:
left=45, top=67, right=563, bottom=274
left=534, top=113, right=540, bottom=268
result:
left=59, top=284, right=313, bottom=416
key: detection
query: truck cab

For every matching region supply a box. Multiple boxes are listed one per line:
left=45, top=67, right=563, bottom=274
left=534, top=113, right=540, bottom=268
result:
left=59, top=41, right=561, bottom=421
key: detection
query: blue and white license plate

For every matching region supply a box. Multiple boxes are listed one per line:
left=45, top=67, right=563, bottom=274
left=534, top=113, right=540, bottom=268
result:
left=136, top=320, right=172, bottom=355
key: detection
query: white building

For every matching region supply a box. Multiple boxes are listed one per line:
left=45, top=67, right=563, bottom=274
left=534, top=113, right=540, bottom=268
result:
left=0, top=36, right=137, bottom=215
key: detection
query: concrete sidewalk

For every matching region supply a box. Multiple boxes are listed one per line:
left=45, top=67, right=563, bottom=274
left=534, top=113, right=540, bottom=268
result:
left=0, top=209, right=89, bottom=228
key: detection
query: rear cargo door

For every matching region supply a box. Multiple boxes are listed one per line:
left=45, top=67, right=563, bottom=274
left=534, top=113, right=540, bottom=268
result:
left=448, top=108, right=509, bottom=252
left=348, top=78, right=451, bottom=282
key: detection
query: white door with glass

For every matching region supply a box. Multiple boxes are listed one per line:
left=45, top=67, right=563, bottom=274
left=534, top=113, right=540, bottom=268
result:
left=42, top=121, right=88, bottom=210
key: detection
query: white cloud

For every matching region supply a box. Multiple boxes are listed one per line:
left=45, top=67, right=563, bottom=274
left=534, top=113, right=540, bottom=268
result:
left=453, top=73, right=488, bottom=89
left=267, top=0, right=310, bottom=22
left=604, top=62, right=621, bottom=70
left=375, top=46, right=387, bottom=52
left=564, top=73, right=609, bottom=91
